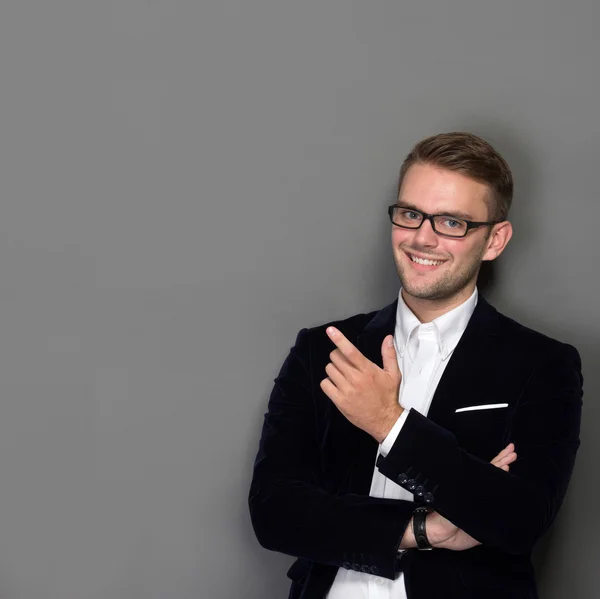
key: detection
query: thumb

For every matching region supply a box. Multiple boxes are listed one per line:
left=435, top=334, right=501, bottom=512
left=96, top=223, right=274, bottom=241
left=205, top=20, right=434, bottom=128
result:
left=381, top=335, right=400, bottom=377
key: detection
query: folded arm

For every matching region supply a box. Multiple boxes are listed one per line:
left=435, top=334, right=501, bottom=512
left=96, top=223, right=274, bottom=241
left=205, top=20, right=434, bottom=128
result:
left=399, top=443, right=517, bottom=550
left=377, top=343, right=583, bottom=555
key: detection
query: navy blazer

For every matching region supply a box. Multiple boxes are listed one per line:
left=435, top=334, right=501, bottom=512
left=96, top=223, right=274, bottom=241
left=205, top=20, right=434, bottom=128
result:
left=249, top=296, right=583, bottom=599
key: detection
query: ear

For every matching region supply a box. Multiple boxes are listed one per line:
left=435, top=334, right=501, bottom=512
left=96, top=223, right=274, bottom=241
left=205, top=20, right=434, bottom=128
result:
left=482, top=221, right=513, bottom=262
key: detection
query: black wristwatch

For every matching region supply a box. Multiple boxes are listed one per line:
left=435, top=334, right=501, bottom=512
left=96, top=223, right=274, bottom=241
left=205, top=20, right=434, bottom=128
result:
left=412, top=507, right=433, bottom=551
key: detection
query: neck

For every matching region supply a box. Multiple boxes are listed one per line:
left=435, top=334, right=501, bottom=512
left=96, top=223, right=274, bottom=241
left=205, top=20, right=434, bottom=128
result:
left=401, top=284, right=476, bottom=323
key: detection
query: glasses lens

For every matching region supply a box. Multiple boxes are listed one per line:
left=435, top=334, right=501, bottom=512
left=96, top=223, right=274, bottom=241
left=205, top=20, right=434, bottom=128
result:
left=433, top=216, right=467, bottom=237
left=391, top=207, right=423, bottom=228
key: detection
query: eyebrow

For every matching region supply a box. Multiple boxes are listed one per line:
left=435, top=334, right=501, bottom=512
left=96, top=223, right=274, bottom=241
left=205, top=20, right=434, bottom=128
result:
left=396, top=201, right=475, bottom=221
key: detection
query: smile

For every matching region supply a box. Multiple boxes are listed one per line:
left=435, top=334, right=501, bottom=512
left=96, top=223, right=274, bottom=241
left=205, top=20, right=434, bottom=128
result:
left=408, top=253, right=446, bottom=267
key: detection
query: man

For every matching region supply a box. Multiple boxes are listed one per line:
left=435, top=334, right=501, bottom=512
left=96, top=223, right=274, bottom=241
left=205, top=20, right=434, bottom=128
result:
left=248, top=132, right=583, bottom=599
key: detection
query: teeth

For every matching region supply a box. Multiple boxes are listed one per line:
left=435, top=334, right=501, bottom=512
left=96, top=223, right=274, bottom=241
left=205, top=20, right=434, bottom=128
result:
left=410, top=254, right=444, bottom=266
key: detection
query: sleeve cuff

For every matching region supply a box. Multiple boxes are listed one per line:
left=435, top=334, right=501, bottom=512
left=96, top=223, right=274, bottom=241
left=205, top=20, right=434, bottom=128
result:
left=379, top=408, right=410, bottom=457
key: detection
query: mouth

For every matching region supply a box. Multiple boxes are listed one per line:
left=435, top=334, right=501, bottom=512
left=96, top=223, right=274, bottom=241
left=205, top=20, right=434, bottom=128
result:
left=405, top=251, right=448, bottom=269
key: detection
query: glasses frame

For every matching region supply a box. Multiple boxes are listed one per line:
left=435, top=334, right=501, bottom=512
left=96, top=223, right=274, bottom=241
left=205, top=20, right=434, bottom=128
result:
left=387, top=205, right=501, bottom=239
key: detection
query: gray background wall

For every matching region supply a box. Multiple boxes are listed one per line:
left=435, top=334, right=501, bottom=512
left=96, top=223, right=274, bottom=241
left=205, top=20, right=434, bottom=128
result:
left=0, top=1, right=597, bottom=598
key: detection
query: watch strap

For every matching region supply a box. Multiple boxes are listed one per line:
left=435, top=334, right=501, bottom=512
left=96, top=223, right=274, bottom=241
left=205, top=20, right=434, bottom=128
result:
left=413, top=507, right=433, bottom=550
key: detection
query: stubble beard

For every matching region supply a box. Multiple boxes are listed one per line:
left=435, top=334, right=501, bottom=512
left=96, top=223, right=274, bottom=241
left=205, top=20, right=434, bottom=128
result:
left=394, top=244, right=486, bottom=302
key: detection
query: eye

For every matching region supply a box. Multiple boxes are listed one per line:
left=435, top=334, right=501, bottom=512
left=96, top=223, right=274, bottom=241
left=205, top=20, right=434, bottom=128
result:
left=435, top=217, right=468, bottom=236
left=402, top=210, right=421, bottom=220
left=443, top=219, right=461, bottom=228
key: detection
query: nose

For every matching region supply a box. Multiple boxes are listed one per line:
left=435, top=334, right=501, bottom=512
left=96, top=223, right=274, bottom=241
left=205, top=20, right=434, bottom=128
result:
left=412, top=217, right=439, bottom=247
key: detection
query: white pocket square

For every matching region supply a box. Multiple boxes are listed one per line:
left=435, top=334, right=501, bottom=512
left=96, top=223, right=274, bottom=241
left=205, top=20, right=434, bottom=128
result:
left=455, top=403, right=509, bottom=413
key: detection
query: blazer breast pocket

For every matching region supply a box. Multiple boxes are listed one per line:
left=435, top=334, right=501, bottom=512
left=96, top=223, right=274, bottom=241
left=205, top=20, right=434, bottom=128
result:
left=451, top=404, right=511, bottom=460
left=455, top=403, right=508, bottom=413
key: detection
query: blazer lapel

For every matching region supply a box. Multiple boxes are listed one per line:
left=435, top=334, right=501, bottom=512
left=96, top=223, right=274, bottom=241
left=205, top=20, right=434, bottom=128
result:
left=426, top=295, right=500, bottom=430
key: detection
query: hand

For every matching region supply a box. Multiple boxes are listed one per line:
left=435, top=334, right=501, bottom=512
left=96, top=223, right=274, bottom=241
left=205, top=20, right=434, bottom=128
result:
left=428, top=443, right=517, bottom=551
left=320, top=327, right=402, bottom=443
left=490, top=442, right=517, bottom=472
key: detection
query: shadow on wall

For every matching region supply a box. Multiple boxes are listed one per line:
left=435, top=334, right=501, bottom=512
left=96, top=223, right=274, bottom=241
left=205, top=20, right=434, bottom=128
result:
left=532, top=341, right=598, bottom=598
left=467, top=124, right=597, bottom=596
left=471, top=120, right=539, bottom=298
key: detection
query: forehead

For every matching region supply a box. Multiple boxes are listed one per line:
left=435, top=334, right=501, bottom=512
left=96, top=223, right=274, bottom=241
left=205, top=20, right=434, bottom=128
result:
left=399, top=163, right=490, bottom=219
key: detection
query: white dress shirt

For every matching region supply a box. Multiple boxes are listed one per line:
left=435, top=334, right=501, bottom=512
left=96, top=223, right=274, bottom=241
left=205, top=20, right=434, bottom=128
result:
left=326, top=288, right=478, bottom=599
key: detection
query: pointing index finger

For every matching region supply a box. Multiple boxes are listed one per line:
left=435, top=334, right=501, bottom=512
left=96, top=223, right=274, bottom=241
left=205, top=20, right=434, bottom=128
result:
left=326, top=327, right=367, bottom=369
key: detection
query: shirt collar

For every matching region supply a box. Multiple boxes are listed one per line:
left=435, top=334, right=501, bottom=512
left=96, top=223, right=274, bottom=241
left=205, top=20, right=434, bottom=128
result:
left=394, top=287, right=478, bottom=360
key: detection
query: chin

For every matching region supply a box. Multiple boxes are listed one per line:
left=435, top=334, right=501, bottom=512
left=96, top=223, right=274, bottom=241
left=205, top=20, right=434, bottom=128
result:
left=402, top=284, right=448, bottom=301
left=398, top=269, right=443, bottom=297
left=402, top=269, right=480, bottom=303
left=399, top=268, right=459, bottom=302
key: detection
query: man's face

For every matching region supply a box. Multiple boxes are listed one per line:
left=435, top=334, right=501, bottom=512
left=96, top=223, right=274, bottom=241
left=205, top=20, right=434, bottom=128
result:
left=391, top=163, right=495, bottom=302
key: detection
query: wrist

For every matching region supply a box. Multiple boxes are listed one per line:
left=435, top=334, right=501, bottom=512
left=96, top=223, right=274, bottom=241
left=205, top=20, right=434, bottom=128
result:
left=374, top=405, right=404, bottom=443
left=399, top=516, right=416, bottom=550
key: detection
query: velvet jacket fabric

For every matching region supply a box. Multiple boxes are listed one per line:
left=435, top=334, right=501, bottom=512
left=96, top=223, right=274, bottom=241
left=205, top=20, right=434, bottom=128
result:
left=248, top=296, right=583, bottom=599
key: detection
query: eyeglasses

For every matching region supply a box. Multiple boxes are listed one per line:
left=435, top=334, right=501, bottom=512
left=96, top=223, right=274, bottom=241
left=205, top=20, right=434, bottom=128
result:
left=387, top=205, right=500, bottom=239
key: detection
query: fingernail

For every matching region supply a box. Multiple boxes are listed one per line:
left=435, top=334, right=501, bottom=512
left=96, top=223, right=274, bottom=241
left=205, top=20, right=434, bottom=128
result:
left=388, top=337, right=394, bottom=347
left=327, top=327, right=336, bottom=337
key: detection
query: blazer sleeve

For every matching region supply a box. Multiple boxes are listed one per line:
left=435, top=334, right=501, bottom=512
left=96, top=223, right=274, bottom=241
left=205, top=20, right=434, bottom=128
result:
left=376, top=341, right=583, bottom=555
left=249, top=328, right=416, bottom=580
